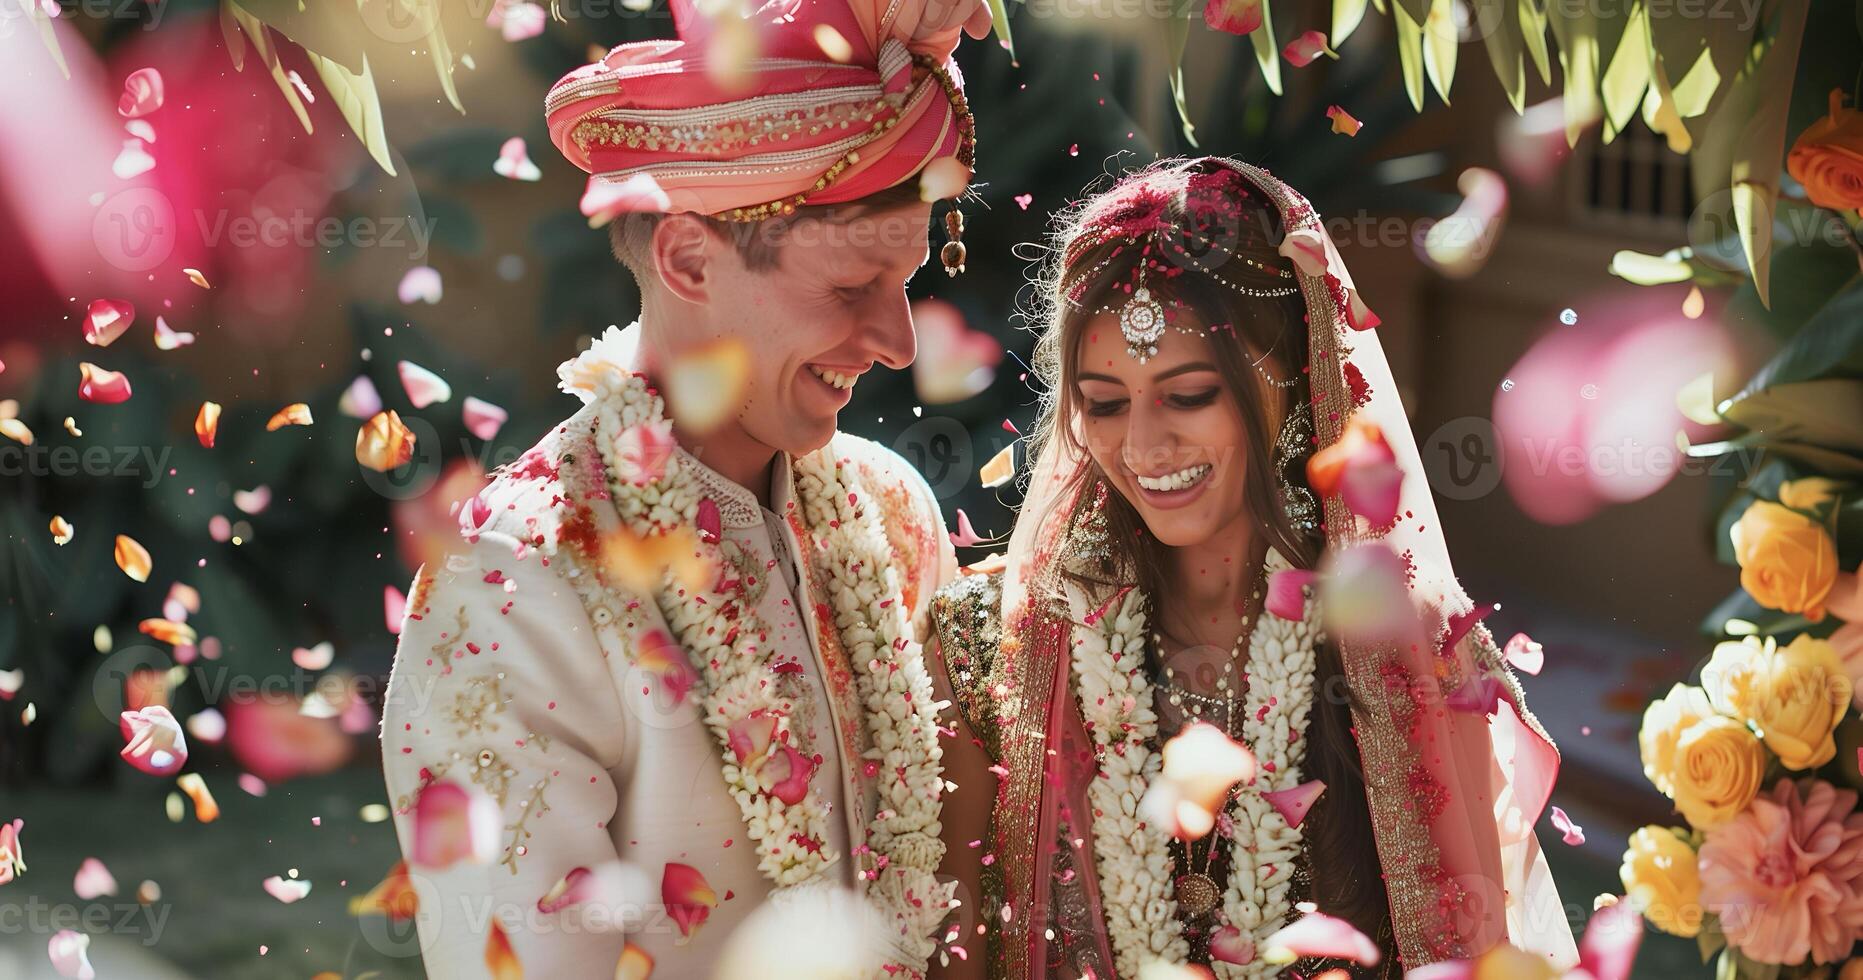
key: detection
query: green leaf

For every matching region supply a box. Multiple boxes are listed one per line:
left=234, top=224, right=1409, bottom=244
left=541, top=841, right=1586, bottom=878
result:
left=306, top=51, right=398, bottom=176
left=1421, top=0, right=1455, bottom=104
left=1518, top=0, right=1551, bottom=85
left=1250, top=0, right=1283, bottom=97
left=1729, top=1, right=1808, bottom=309
left=987, top=0, right=1018, bottom=64
left=1394, top=1, right=1426, bottom=111
left=226, top=3, right=314, bottom=135
left=1721, top=379, right=1863, bottom=458
left=1695, top=913, right=1727, bottom=963
left=1333, top=0, right=1371, bottom=45
left=1597, top=2, right=1649, bottom=142
left=216, top=0, right=371, bottom=73
left=1733, top=275, right=1863, bottom=396
left=1164, top=0, right=1200, bottom=146
left=1473, top=0, right=1525, bottom=113
left=1390, top=0, right=1426, bottom=25
left=417, top=1, right=465, bottom=116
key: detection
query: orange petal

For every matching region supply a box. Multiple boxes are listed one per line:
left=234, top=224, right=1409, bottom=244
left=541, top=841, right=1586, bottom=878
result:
left=49, top=516, right=74, bottom=546
left=485, top=918, right=523, bottom=980
left=114, top=534, right=152, bottom=582
left=265, top=403, right=313, bottom=431
left=195, top=402, right=221, bottom=448
left=357, top=411, right=417, bottom=472
left=0, top=417, right=31, bottom=446
left=137, top=618, right=197, bottom=647
left=978, top=445, right=1015, bottom=488
left=812, top=23, right=852, bottom=62
left=665, top=341, right=749, bottom=435
left=183, top=268, right=211, bottom=289
left=349, top=860, right=420, bottom=921
left=615, top=942, right=654, bottom=980
left=1326, top=104, right=1362, bottom=136
left=177, top=772, right=219, bottom=822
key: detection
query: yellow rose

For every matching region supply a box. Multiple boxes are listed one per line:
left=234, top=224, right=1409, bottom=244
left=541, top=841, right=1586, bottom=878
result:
left=1704, top=634, right=1854, bottom=770
left=1670, top=715, right=1766, bottom=828
left=1787, top=89, right=1863, bottom=215
left=1778, top=477, right=1847, bottom=514
left=1620, top=826, right=1703, bottom=938
left=1639, top=683, right=1715, bottom=796
left=1730, top=501, right=1838, bottom=621
left=1841, top=958, right=1863, bottom=980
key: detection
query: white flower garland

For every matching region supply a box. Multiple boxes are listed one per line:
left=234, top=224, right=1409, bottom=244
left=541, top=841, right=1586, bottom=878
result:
left=562, top=329, right=949, bottom=973
left=1066, top=548, right=1319, bottom=979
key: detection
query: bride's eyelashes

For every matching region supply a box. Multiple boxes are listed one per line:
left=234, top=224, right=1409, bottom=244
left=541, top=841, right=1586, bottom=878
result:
left=1081, top=388, right=1221, bottom=417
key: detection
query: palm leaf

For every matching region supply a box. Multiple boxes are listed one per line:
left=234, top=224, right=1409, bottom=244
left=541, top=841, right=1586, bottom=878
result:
left=1394, top=1, right=1426, bottom=111
left=1250, top=0, right=1283, bottom=96
left=1421, top=0, right=1455, bottom=104
left=307, top=51, right=399, bottom=176
left=1729, top=1, right=1808, bottom=310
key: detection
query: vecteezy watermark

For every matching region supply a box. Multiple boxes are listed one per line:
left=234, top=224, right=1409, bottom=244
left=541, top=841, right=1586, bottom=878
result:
left=0, top=897, right=172, bottom=947
left=1420, top=416, right=1768, bottom=501
left=92, top=187, right=439, bottom=274
left=0, top=442, right=171, bottom=489
left=0, top=0, right=167, bottom=35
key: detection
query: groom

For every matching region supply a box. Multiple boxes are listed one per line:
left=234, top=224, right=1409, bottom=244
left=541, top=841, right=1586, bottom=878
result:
left=378, top=0, right=991, bottom=975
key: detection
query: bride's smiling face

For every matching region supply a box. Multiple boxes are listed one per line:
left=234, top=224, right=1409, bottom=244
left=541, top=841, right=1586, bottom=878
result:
left=1072, top=312, right=1251, bottom=548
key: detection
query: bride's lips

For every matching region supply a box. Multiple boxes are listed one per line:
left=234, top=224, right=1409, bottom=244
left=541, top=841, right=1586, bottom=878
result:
left=1132, top=462, right=1214, bottom=510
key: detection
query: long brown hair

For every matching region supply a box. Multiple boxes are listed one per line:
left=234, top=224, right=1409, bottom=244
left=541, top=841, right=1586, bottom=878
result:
left=1022, top=157, right=1394, bottom=949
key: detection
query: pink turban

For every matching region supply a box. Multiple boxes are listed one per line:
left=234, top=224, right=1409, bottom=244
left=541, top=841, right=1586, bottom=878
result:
left=545, top=0, right=975, bottom=220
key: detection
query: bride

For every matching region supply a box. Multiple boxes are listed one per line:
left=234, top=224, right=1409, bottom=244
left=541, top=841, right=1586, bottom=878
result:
left=928, top=158, right=1578, bottom=978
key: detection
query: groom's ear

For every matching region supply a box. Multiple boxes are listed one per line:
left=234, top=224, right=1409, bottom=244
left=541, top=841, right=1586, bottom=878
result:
left=649, top=214, right=720, bottom=305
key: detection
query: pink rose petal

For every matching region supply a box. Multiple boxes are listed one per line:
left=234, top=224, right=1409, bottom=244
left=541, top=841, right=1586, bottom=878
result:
left=119, top=705, right=187, bottom=776
left=292, top=642, right=334, bottom=671
left=493, top=136, right=542, bottom=181
left=1503, top=632, right=1545, bottom=675
left=949, top=509, right=986, bottom=548
left=634, top=629, right=697, bottom=707
left=125, top=118, right=156, bottom=142
left=1327, top=104, right=1363, bottom=136
left=756, top=743, right=815, bottom=806
left=489, top=0, right=546, bottom=41
left=1209, top=925, right=1255, bottom=965
left=84, top=299, right=135, bottom=347
left=1203, top=0, right=1262, bottom=35
left=186, top=708, right=226, bottom=745
left=73, top=858, right=116, bottom=900
left=233, top=486, right=271, bottom=515
left=112, top=138, right=154, bottom=179
left=1265, top=568, right=1316, bottom=621
left=117, top=67, right=164, bottom=118
left=397, top=266, right=442, bottom=305
left=1014, top=193, right=1033, bottom=210
left=262, top=875, right=311, bottom=903
left=340, top=376, right=384, bottom=419
left=0, top=818, right=23, bottom=885
left=463, top=396, right=507, bottom=440
left=409, top=780, right=500, bottom=869
left=1549, top=805, right=1585, bottom=846
left=727, top=714, right=778, bottom=764
left=582, top=174, right=672, bottom=228
left=47, top=930, right=94, bottom=980
left=385, top=585, right=407, bottom=635
left=1263, top=908, right=1380, bottom=966
left=78, top=362, right=134, bottom=404
left=1262, top=779, right=1326, bottom=829
left=912, top=298, right=1001, bottom=404
left=696, top=497, right=722, bottom=544
left=153, top=315, right=195, bottom=350
left=1282, top=30, right=1338, bottom=67
left=614, top=420, right=676, bottom=486
left=398, top=360, right=452, bottom=408
left=537, top=864, right=633, bottom=914
left=662, top=862, right=718, bottom=939
left=1577, top=897, right=1642, bottom=980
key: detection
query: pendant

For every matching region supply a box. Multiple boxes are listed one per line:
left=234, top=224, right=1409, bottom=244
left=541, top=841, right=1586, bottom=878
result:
left=1174, top=872, right=1219, bottom=918
left=1120, top=287, right=1166, bottom=362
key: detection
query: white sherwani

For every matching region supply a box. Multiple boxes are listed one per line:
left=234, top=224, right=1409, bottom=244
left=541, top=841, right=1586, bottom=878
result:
left=380, top=388, right=956, bottom=978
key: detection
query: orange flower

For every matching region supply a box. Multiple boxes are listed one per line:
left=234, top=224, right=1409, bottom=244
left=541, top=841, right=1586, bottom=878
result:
left=1788, top=89, right=1863, bottom=215
left=1730, top=501, right=1839, bottom=621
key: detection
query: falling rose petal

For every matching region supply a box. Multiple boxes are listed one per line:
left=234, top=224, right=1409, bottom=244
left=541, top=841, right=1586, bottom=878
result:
left=1262, top=909, right=1380, bottom=966
left=164, top=582, right=200, bottom=621
left=537, top=866, right=596, bottom=914
left=117, top=67, right=163, bottom=117
left=340, top=376, right=384, bottom=419
left=266, top=403, right=313, bottom=431
left=1203, top=0, right=1262, bottom=35
left=661, top=862, right=718, bottom=939
left=696, top=498, right=722, bottom=544
left=114, top=534, right=152, bottom=582
left=83, top=298, right=135, bottom=347
left=292, top=642, right=335, bottom=671
left=112, top=138, right=155, bottom=178
left=634, top=629, right=697, bottom=707
left=599, top=524, right=710, bottom=594
left=1265, top=568, right=1317, bottom=621
left=726, top=714, right=778, bottom=763
left=397, top=267, right=443, bottom=305
left=49, top=515, right=74, bottom=546
left=666, top=341, right=750, bottom=435
left=1307, top=417, right=1400, bottom=524
left=463, top=396, right=507, bottom=441
left=485, top=918, right=523, bottom=980
left=1503, top=632, right=1545, bottom=675
left=195, top=401, right=220, bottom=448
left=0, top=670, right=21, bottom=700
left=0, top=416, right=32, bottom=445
left=493, top=136, right=542, bottom=182
left=1326, top=105, right=1362, bottom=136
left=137, top=618, right=196, bottom=647
left=74, top=858, right=117, bottom=900
left=185, top=708, right=226, bottom=744
left=911, top=297, right=1001, bottom=404
left=182, top=267, right=210, bottom=289
left=1140, top=722, right=1257, bottom=840
left=124, top=118, right=156, bottom=142
left=582, top=173, right=673, bottom=228
left=1282, top=30, right=1338, bottom=66
left=1682, top=285, right=1706, bottom=320
left=919, top=157, right=970, bottom=202
left=491, top=0, right=547, bottom=41
left=384, top=585, right=407, bottom=635
left=615, top=942, right=654, bottom=980
left=398, top=361, right=452, bottom=408
left=176, top=772, right=219, bottom=821
left=1319, top=544, right=1417, bottom=643
left=979, top=444, right=1016, bottom=488
left=358, top=410, right=418, bottom=472
left=1549, top=805, right=1584, bottom=846
left=1014, top=193, right=1033, bottom=210
left=350, top=860, right=419, bottom=920
left=1576, top=896, right=1642, bottom=980
left=120, top=705, right=188, bottom=776
left=263, top=875, right=311, bottom=903
left=813, top=23, right=853, bottom=62
left=1209, top=925, right=1255, bottom=965
left=613, top=420, right=677, bottom=486
left=78, top=363, right=133, bottom=404
left=233, top=486, right=271, bottom=515
left=47, top=930, right=94, bottom=980
left=410, top=780, right=500, bottom=868
left=756, top=743, right=814, bottom=805
left=238, top=773, right=267, bottom=797
left=1262, top=779, right=1326, bottom=828
left=153, top=316, right=195, bottom=350
left=949, top=509, right=986, bottom=548
left=1419, top=168, right=1509, bottom=280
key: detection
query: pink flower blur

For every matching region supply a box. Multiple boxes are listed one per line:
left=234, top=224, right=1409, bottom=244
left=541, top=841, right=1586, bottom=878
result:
left=1698, top=778, right=1863, bottom=966
left=223, top=692, right=355, bottom=784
